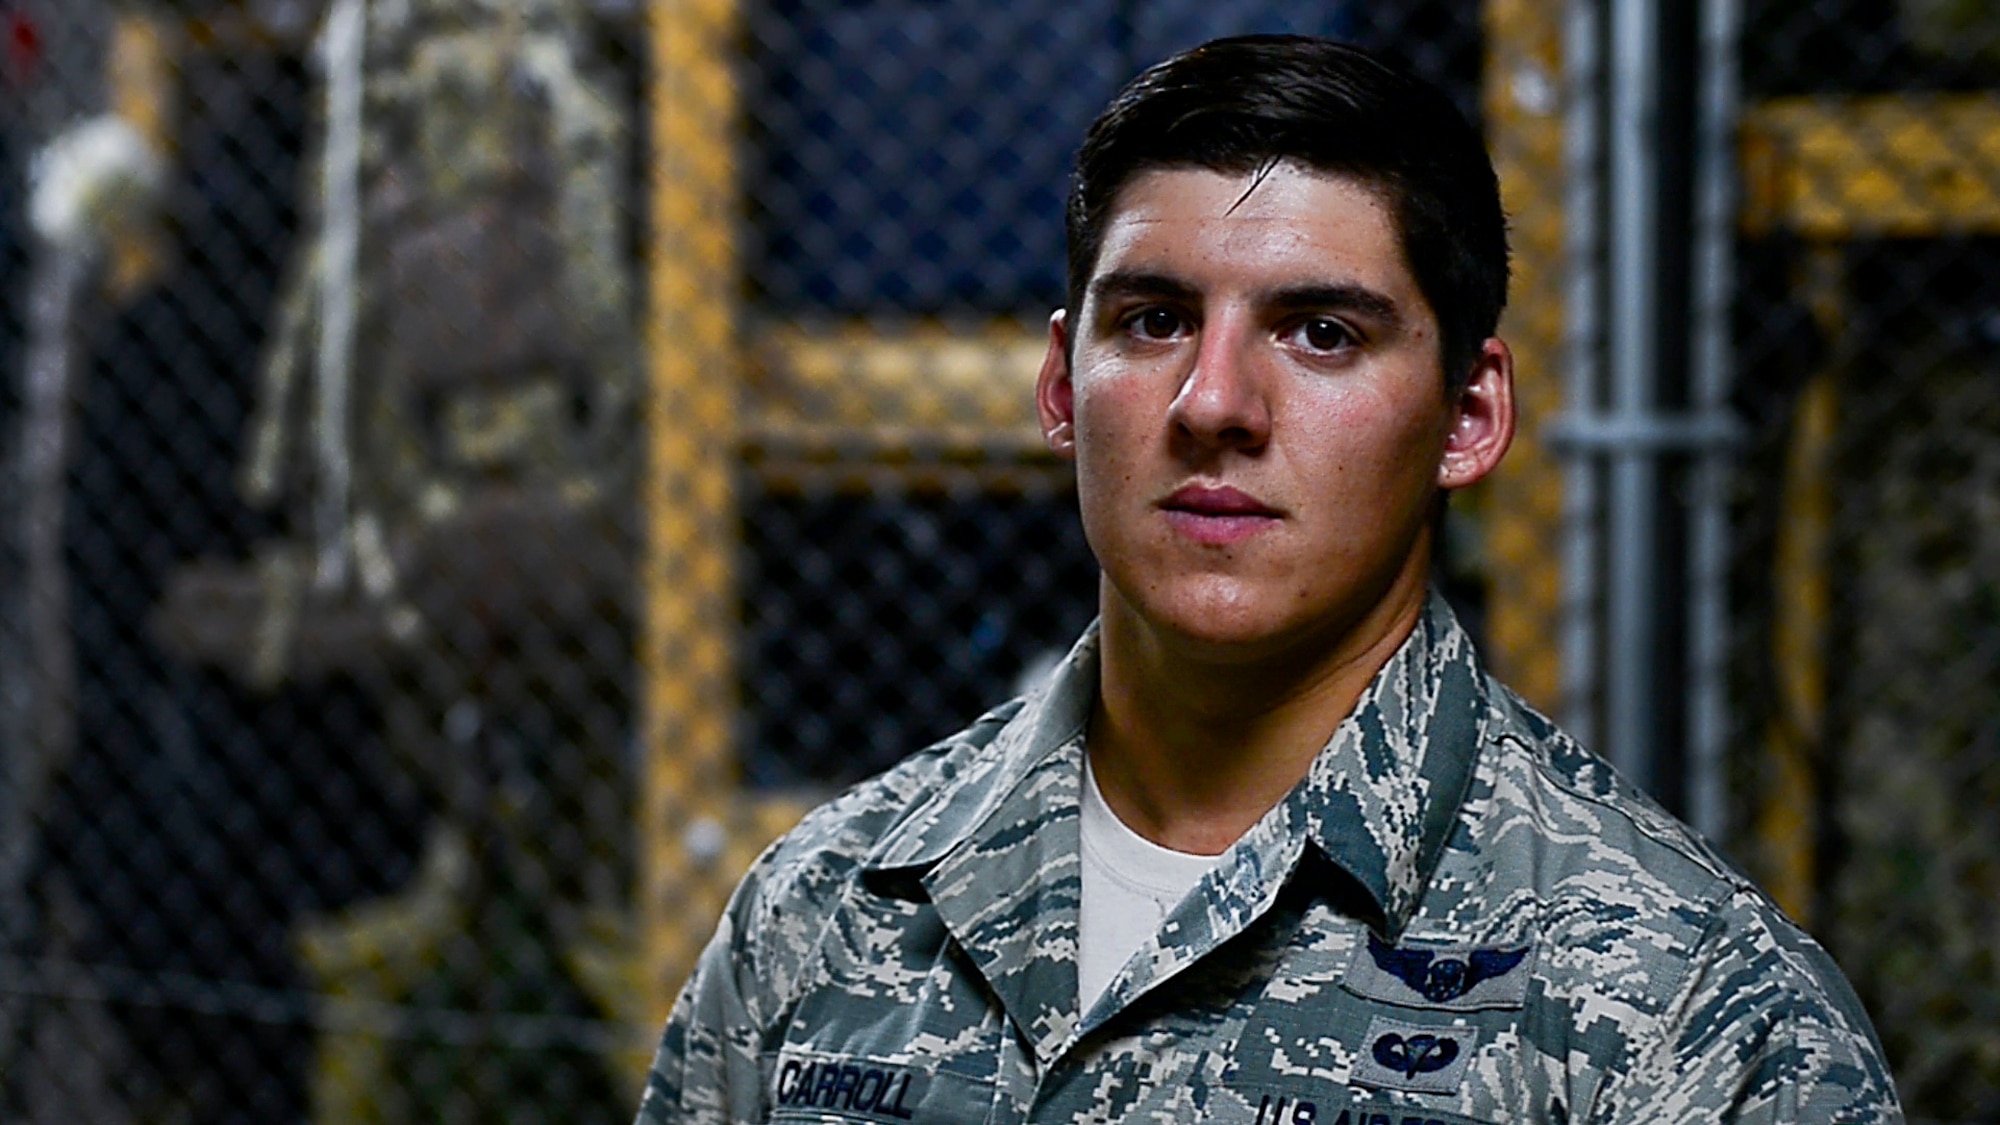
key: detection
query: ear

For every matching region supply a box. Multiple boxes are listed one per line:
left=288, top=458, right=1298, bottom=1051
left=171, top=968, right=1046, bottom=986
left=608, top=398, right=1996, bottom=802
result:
left=1035, top=309, right=1077, bottom=460
left=1438, top=337, right=1516, bottom=490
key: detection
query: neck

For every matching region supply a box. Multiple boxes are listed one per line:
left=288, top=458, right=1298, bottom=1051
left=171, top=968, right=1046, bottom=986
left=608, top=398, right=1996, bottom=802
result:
left=1087, top=581, right=1429, bottom=856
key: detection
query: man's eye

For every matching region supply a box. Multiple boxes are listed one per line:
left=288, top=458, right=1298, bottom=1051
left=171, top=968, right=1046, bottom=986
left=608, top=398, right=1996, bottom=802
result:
left=1296, top=317, right=1356, bottom=352
left=1130, top=307, right=1184, bottom=340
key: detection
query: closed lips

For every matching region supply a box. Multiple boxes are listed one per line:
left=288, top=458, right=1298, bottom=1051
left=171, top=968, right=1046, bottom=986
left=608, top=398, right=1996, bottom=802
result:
left=1162, top=485, right=1279, bottom=517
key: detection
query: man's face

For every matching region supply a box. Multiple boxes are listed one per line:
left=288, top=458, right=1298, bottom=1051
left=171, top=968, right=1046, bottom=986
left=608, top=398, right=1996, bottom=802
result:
left=1036, top=163, right=1512, bottom=663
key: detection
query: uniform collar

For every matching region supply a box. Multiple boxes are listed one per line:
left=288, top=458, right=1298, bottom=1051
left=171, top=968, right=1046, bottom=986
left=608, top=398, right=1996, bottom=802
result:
left=1273, top=589, right=1487, bottom=938
left=866, top=625, right=1099, bottom=1063
left=864, top=591, right=1487, bottom=1058
left=869, top=622, right=1098, bottom=874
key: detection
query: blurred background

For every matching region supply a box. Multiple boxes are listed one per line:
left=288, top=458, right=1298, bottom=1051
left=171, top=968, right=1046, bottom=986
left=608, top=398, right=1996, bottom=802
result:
left=0, top=0, right=1994, bottom=1121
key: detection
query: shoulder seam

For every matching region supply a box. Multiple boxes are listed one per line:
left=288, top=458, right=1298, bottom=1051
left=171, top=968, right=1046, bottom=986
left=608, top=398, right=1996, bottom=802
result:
left=1492, top=726, right=1750, bottom=899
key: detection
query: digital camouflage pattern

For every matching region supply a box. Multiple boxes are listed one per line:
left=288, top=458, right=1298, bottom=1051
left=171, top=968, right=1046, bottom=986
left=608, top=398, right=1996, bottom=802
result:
left=639, top=594, right=1900, bottom=1124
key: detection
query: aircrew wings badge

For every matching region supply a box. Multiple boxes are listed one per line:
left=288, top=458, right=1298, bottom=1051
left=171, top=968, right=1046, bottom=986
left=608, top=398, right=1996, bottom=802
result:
left=1341, top=934, right=1535, bottom=1011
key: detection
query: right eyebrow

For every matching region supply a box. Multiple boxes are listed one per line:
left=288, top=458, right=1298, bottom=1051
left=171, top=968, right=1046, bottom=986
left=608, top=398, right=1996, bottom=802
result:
left=1088, top=270, right=1200, bottom=307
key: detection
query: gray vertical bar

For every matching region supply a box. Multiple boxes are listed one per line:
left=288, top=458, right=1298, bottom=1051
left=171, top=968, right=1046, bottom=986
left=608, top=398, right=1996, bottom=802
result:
left=1606, top=0, right=1662, bottom=791
left=1562, top=0, right=1605, bottom=750
left=1687, top=0, right=1741, bottom=838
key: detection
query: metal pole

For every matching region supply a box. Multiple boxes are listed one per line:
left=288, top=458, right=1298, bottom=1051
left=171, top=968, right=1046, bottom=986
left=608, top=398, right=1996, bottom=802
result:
left=1562, top=0, right=1605, bottom=749
left=314, top=0, right=365, bottom=592
left=1686, top=0, right=1741, bottom=838
left=0, top=237, right=92, bottom=1121
left=1605, top=0, right=1663, bottom=791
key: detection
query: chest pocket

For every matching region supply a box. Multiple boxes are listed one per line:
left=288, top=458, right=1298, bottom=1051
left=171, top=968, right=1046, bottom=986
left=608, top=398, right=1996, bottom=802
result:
left=769, top=883, right=1007, bottom=1124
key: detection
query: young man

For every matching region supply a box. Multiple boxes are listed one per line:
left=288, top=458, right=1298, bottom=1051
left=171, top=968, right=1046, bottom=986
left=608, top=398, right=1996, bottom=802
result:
left=638, top=37, right=1900, bottom=1124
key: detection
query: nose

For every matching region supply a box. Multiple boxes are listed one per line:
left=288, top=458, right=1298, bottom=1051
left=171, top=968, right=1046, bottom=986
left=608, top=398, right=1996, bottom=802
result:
left=1167, top=313, right=1270, bottom=453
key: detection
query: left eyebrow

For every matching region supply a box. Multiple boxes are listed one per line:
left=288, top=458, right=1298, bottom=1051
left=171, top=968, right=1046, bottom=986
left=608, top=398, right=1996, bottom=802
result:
left=1265, top=283, right=1404, bottom=326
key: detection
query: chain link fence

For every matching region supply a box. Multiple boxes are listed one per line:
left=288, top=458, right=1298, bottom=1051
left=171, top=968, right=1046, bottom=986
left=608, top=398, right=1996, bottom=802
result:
left=0, top=1, right=1992, bottom=1122
left=1733, top=3, right=2000, bottom=1119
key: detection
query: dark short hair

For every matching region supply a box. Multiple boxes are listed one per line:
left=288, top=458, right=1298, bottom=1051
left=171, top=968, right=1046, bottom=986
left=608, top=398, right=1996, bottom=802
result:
left=1066, top=35, right=1509, bottom=389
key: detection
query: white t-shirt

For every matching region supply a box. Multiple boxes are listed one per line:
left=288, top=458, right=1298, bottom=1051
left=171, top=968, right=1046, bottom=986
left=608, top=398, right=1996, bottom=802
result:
left=1078, top=755, right=1227, bottom=1014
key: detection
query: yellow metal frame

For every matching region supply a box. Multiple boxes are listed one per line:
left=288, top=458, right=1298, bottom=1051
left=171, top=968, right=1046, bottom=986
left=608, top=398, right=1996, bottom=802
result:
left=745, top=322, right=1064, bottom=493
left=639, top=0, right=753, bottom=1022
left=747, top=319, right=1047, bottom=451
left=1740, top=94, right=2000, bottom=923
left=1480, top=0, right=1570, bottom=711
left=1742, top=95, right=2000, bottom=239
left=105, top=12, right=176, bottom=296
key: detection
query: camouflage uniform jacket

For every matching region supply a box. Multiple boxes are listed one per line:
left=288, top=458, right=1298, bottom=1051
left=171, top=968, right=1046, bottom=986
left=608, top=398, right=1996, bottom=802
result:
left=638, top=593, right=1900, bottom=1124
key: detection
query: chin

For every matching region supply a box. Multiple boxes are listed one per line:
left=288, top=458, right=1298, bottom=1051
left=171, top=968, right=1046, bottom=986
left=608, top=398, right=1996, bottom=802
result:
left=1116, top=575, right=1327, bottom=659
